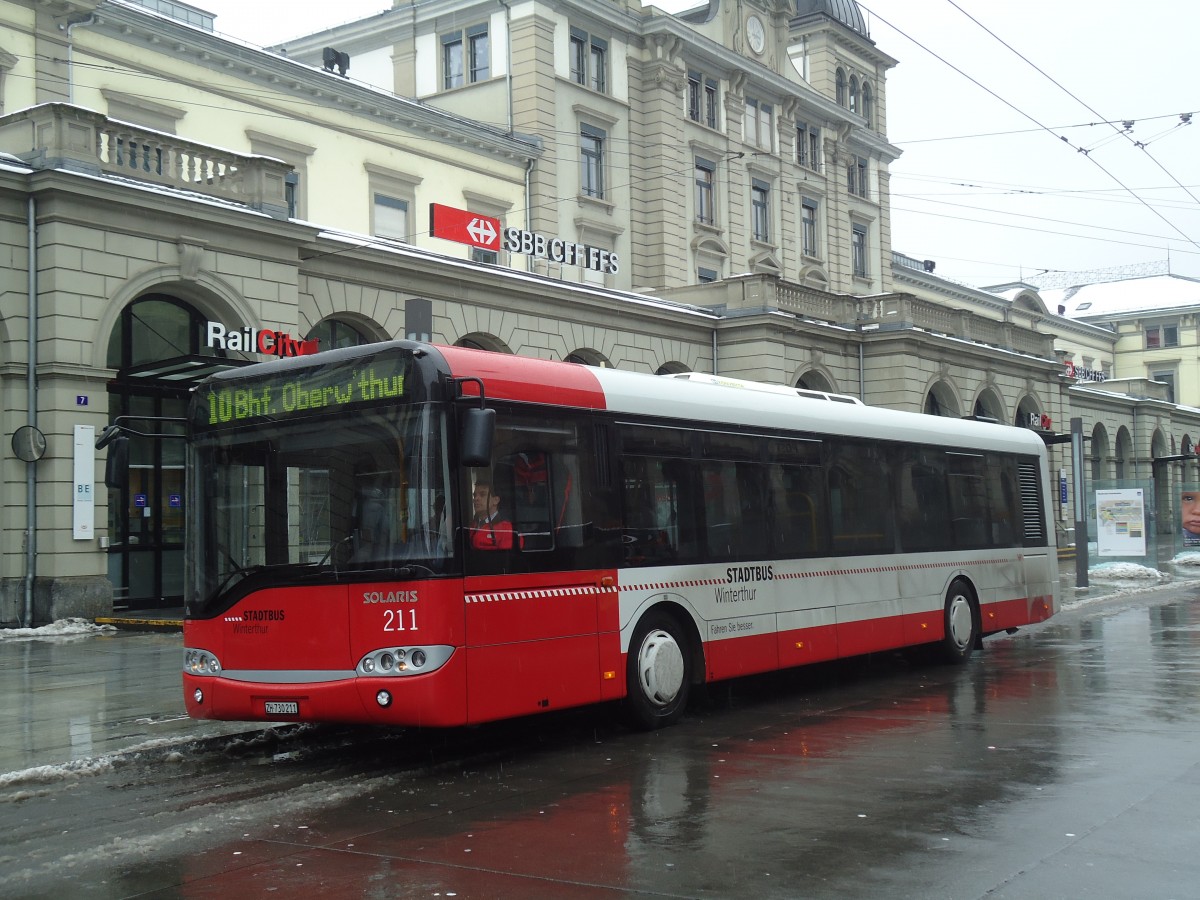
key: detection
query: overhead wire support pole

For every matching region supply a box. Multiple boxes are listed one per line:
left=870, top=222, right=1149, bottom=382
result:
left=1071, top=417, right=1089, bottom=590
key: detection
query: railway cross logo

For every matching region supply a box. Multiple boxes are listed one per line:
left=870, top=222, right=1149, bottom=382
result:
left=429, top=203, right=501, bottom=251
left=467, top=216, right=497, bottom=247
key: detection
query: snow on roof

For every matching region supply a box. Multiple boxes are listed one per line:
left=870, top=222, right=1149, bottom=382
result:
left=1046, top=274, right=1200, bottom=319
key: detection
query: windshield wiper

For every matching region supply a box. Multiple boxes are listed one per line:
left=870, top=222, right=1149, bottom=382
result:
left=212, top=563, right=267, bottom=598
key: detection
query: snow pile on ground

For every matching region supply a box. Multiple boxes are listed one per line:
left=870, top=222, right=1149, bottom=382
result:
left=1089, top=562, right=1170, bottom=581
left=0, top=755, right=118, bottom=790
left=0, top=618, right=116, bottom=641
left=1172, top=551, right=1200, bottom=568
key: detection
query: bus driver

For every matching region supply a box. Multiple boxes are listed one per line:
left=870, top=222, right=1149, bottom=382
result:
left=470, top=477, right=515, bottom=550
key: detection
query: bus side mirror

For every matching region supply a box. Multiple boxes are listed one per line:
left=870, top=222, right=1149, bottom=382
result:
left=461, top=408, right=495, bottom=467
left=104, top=436, right=129, bottom=490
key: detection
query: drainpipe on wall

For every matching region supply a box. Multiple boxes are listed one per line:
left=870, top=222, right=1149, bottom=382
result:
left=858, top=343, right=865, bottom=402
left=24, top=197, right=38, bottom=628
left=64, top=14, right=97, bottom=104
left=712, top=327, right=718, bottom=375
left=523, top=157, right=534, bottom=273
left=499, top=0, right=513, bottom=135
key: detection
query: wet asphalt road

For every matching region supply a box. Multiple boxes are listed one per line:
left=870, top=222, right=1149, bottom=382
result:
left=3, top=585, right=1200, bottom=899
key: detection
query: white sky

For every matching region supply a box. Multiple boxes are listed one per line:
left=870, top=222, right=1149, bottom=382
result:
left=196, top=0, right=1200, bottom=289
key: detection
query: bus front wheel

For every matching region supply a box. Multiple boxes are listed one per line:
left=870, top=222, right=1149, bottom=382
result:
left=940, top=579, right=979, bottom=664
left=626, top=611, right=691, bottom=730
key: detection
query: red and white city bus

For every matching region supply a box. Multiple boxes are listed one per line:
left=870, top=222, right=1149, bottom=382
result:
left=182, top=341, right=1058, bottom=729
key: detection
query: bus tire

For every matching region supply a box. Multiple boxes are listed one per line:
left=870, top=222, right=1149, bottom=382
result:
left=940, top=579, right=979, bottom=665
left=626, top=610, right=691, bottom=730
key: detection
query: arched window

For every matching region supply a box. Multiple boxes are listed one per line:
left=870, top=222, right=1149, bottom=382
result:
left=924, top=382, right=959, bottom=417
left=1014, top=398, right=1042, bottom=430
left=835, top=68, right=846, bottom=106
left=106, top=294, right=220, bottom=370
left=305, top=318, right=373, bottom=350
left=972, top=388, right=1004, bottom=422
left=565, top=348, right=611, bottom=367
left=1090, top=423, right=1109, bottom=482
left=454, top=333, right=512, bottom=353
left=797, top=371, right=833, bottom=392
left=848, top=75, right=859, bottom=115
left=861, top=82, right=873, bottom=128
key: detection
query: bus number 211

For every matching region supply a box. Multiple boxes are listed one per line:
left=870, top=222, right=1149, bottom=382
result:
left=384, top=608, right=418, bottom=632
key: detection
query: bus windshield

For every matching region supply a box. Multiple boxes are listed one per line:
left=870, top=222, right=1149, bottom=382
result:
left=187, top=404, right=453, bottom=617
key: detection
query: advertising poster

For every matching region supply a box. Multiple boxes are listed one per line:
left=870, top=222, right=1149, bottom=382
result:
left=73, top=424, right=95, bottom=540
left=1095, top=488, right=1146, bottom=557
left=1181, top=486, right=1200, bottom=549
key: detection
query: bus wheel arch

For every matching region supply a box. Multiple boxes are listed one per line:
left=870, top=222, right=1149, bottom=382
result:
left=940, top=577, right=981, bottom=664
left=625, top=604, right=703, bottom=730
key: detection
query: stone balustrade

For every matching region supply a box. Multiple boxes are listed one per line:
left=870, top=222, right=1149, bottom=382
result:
left=0, top=103, right=292, bottom=219
left=656, top=274, right=1056, bottom=360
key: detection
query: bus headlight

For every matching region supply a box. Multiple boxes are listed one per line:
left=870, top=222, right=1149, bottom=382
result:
left=184, top=648, right=223, bottom=676
left=356, top=645, right=453, bottom=677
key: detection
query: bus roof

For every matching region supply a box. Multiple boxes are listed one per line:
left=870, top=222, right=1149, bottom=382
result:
left=435, top=344, right=1046, bottom=457
left=593, top=366, right=1043, bottom=454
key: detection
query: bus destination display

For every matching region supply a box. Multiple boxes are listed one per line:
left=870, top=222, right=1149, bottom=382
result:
left=199, top=356, right=409, bottom=427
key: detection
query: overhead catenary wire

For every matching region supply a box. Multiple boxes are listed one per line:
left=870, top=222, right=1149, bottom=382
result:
left=892, top=110, right=1200, bottom=146
left=944, top=0, right=1200, bottom=203
left=858, top=1, right=1200, bottom=254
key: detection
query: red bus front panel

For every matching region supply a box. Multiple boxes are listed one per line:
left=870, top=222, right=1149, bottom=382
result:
left=463, top=569, right=616, bottom=724
left=185, top=579, right=473, bottom=727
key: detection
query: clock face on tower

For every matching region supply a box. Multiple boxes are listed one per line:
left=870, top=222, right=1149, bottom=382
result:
left=746, top=14, right=766, bottom=55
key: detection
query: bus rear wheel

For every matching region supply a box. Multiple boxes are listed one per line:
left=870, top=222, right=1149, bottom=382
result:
left=626, top=611, right=691, bottom=730
left=940, top=579, right=979, bottom=664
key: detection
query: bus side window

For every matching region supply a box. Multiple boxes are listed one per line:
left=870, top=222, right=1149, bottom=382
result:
left=619, top=456, right=702, bottom=566
left=985, top=455, right=1019, bottom=547
left=895, top=449, right=951, bottom=552
left=828, top=442, right=895, bottom=555
left=470, top=411, right=610, bottom=574
left=769, top=463, right=826, bottom=556
left=700, top=460, right=765, bottom=561
left=948, top=453, right=988, bottom=549
left=620, top=456, right=675, bottom=566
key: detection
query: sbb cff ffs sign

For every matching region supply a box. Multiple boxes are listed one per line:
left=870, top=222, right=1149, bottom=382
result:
left=429, top=203, right=620, bottom=274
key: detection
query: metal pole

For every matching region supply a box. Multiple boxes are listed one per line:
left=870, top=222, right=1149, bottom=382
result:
left=24, top=197, right=38, bottom=626
left=1071, top=416, right=1088, bottom=589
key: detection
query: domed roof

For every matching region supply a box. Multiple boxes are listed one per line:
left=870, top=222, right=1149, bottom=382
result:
left=794, top=0, right=868, bottom=37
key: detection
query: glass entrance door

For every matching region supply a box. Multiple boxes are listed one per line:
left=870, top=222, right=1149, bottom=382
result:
left=107, top=394, right=187, bottom=609
left=105, top=294, right=231, bottom=610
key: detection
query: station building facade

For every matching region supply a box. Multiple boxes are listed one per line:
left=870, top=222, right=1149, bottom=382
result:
left=0, top=139, right=1066, bottom=624
left=279, top=0, right=901, bottom=295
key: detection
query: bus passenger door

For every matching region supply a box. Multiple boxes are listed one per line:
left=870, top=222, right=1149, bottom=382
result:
left=461, top=416, right=621, bottom=724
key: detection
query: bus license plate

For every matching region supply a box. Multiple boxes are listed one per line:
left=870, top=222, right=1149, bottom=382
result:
left=264, top=701, right=299, bottom=715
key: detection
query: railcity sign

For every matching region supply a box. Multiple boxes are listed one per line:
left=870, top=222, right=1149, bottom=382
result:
left=205, top=322, right=319, bottom=358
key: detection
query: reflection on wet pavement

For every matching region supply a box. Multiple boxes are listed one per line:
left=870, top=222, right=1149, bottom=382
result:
left=3, top=589, right=1200, bottom=898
